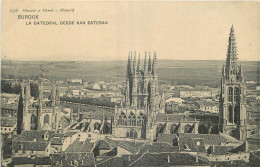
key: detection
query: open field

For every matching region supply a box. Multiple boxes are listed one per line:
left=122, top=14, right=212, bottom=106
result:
left=1, top=60, right=259, bottom=87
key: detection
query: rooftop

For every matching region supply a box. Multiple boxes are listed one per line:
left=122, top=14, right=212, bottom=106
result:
left=16, top=130, right=55, bottom=142
left=128, top=152, right=210, bottom=167
left=65, top=138, right=94, bottom=153
left=179, top=133, right=241, bottom=145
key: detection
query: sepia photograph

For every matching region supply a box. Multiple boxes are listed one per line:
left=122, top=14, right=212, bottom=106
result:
left=1, top=0, right=260, bottom=166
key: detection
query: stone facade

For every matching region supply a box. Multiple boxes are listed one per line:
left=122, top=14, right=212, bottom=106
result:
left=219, top=25, right=247, bottom=141
left=17, top=81, right=61, bottom=134
left=112, top=52, right=165, bottom=140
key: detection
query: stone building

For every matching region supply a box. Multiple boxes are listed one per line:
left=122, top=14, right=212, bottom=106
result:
left=112, top=52, right=165, bottom=141
left=17, top=80, right=61, bottom=134
left=219, top=25, right=247, bottom=141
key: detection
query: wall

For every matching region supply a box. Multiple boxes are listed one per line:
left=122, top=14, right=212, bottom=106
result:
left=207, top=153, right=250, bottom=162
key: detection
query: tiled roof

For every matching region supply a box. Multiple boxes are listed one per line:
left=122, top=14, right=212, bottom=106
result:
left=16, top=130, right=55, bottom=142
left=157, top=133, right=178, bottom=145
left=50, top=153, right=63, bottom=165
left=178, top=137, right=197, bottom=152
left=50, top=137, right=64, bottom=145
left=35, top=156, right=52, bottom=165
left=96, top=156, right=124, bottom=167
left=62, top=152, right=95, bottom=167
left=178, top=133, right=240, bottom=145
left=208, top=145, right=235, bottom=155
left=96, top=139, right=112, bottom=150
left=12, top=157, right=35, bottom=165
left=157, top=114, right=196, bottom=122
left=83, top=112, right=114, bottom=120
left=128, top=152, right=209, bottom=167
left=13, top=141, right=49, bottom=151
left=65, top=138, right=94, bottom=153
left=12, top=156, right=51, bottom=165
left=117, top=141, right=146, bottom=154
left=138, top=143, right=179, bottom=154
left=103, top=137, right=120, bottom=148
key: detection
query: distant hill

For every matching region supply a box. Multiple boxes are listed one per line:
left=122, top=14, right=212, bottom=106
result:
left=1, top=60, right=259, bottom=88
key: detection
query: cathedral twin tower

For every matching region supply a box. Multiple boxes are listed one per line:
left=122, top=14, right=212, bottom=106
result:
left=114, top=25, right=247, bottom=141
left=16, top=25, right=247, bottom=141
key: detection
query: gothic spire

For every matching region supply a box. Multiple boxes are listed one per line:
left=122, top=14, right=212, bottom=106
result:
left=152, top=52, right=157, bottom=75
left=144, top=51, right=148, bottom=74
left=128, top=51, right=133, bottom=76
left=127, top=52, right=131, bottom=77
left=225, top=25, right=238, bottom=78
left=148, top=52, right=152, bottom=72
left=133, top=51, right=137, bottom=74
left=137, top=53, right=141, bottom=71
left=51, top=82, right=56, bottom=107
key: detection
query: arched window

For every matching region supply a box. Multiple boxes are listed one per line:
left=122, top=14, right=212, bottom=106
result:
left=137, top=116, right=141, bottom=126
left=94, top=122, right=100, bottom=130
left=140, top=116, right=144, bottom=126
left=198, top=125, right=208, bottom=134
left=132, top=116, right=136, bottom=126
left=184, top=124, right=192, bottom=133
left=228, top=87, right=233, bottom=102
left=44, top=114, right=50, bottom=124
left=228, top=106, right=233, bottom=123
left=170, top=124, right=177, bottom=134
left=234, top=105, right=240, bottom=124
left=130, top=129, right=137, bottom=138
left=127, top=116, right=131, bottom=126
left=30, top=114, right=37, bottom=130
left=157, top=124, right=164, bottom=134
left=234, top=88, right=239, bottom=103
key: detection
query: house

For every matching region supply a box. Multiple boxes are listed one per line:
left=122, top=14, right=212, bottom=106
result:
left=12, top=130, right=55, bottom=157
left=96, top=152, right=210, bottom=167
left=12, top=156, right=52, bottom=167
left=1, top=119, right=16, bottom=134
left=197, top=101, right=219, bottom=113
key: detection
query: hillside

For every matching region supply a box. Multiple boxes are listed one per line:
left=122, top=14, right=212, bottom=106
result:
left=1, top=60, right=259, bottom=87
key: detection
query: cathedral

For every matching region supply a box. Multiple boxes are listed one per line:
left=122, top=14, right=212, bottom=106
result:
left=112, top=52, right=165, bottom=141
left=17, top=80, right=61, bottom=134
left=219, top=25, right=247, bottom=141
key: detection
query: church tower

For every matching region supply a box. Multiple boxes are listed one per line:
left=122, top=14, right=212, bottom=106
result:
left=113, top=52, right=165, bottom=141
left=219, top=25, right=247, bottom=141
left=17, top=80, right=61, bottom=134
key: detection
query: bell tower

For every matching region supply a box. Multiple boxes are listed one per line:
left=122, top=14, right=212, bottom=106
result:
left=219, top=25, right=247, bottom=141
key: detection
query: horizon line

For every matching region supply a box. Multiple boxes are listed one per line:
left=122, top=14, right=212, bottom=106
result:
left=1, top=59, right=259, bottom=62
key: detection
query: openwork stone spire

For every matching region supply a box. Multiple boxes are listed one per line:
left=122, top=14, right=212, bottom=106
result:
left=225, top=25, right=239, bottom=80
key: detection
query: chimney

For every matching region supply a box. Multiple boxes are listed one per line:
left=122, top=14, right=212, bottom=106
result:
left=128, top=155, right=131, bottom=161
left=167, top=154, right=170, bottom=163
left=196, top=152, right=199, bottom=163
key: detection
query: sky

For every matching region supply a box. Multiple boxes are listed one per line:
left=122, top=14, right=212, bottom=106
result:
left=1, top=1, right=260, bottom=61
